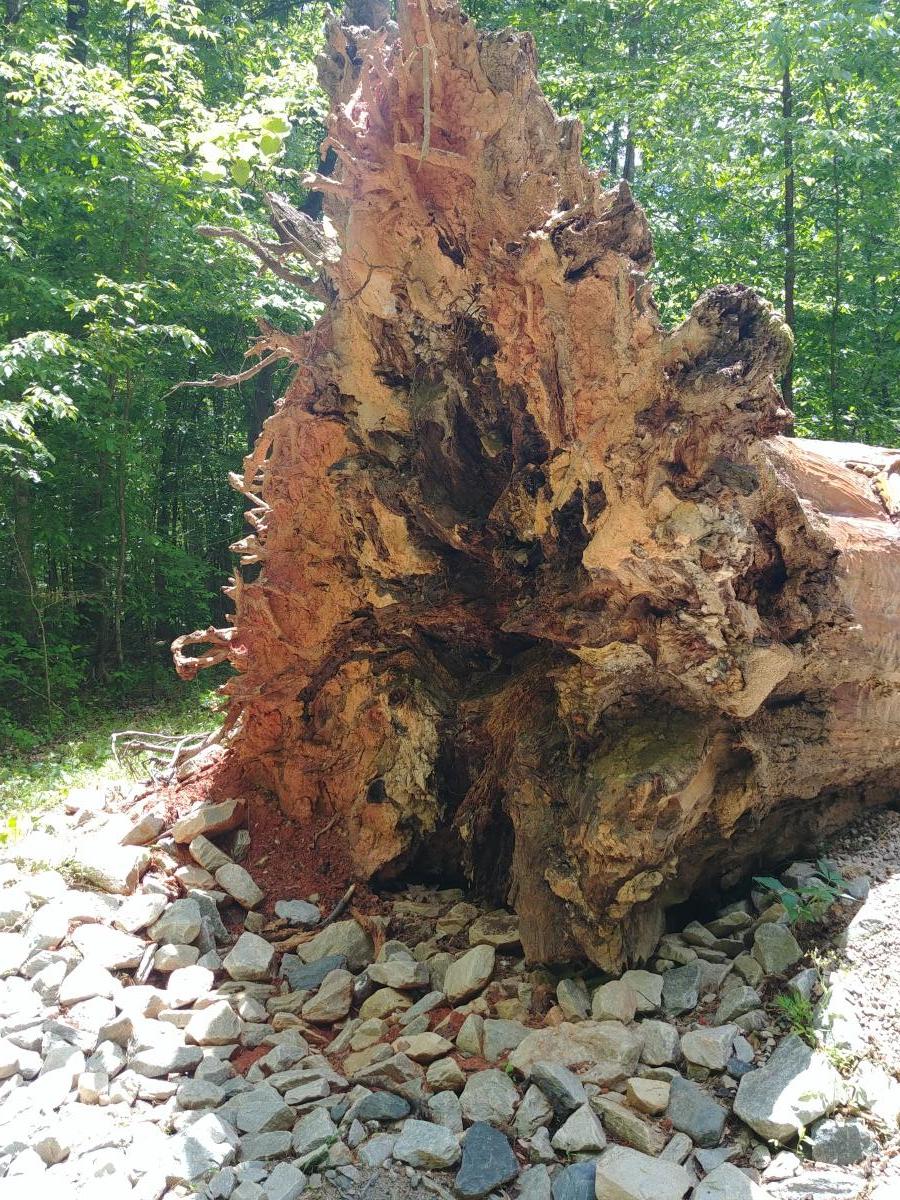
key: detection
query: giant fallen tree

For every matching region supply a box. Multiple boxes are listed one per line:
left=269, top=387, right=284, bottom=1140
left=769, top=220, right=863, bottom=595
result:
left=173, top=0, right=900, bottom=971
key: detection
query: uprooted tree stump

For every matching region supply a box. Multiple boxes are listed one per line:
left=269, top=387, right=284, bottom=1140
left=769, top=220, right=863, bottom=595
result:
left=173, top=0, right=900, bottom=971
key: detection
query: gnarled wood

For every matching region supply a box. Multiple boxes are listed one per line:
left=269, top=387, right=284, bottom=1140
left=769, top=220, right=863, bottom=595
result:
left=175, top=0, right=900, bottom=969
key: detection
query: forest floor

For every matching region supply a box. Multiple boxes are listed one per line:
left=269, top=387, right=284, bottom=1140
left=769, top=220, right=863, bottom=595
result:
left=1, top=698, right=899, bottom=1198
left=0, top=685, right=221, bottom=826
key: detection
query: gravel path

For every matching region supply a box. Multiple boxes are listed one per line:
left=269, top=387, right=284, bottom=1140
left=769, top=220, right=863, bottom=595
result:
left=826, top=808, right=900, bottom=1077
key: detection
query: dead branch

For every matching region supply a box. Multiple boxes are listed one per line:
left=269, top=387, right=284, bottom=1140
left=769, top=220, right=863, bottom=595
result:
left=196, top=224, right=328, bottom=298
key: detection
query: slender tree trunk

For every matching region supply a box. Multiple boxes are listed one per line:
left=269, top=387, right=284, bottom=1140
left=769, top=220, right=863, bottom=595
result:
left=781, top=65, right=796, bottom=412
left=124, top=6, right=133, bottom=80
left=113, top=371, right=131, bottom=669
left=247, top=359, right=276, bottom=449
left=828, top=146, right=843, bottom=436
left=608, top=119, right=621, bottom=176
left=65, top=0, right=89, bottom=64
left=621, top=31, right=638, bottom=183
left=11, top=475, right=36, bottom=643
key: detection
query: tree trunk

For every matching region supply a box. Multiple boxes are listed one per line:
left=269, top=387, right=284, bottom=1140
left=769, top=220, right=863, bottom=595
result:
left=66, top=0, right=89, bottom=64
left=782, top=65, right=796, bottom=412
left=174, top=0, right=900, bottom=970
left=829, top=144, right=843, bottom=435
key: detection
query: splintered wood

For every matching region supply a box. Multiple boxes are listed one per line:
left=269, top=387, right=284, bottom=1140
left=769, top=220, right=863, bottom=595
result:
left=174, top=0, right=900, bottom=970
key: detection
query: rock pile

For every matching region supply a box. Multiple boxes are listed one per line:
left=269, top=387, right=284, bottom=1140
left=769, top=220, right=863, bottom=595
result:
left=0, top=793, right=894, bottom=1200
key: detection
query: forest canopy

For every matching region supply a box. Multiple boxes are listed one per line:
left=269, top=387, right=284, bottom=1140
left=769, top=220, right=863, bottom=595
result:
left=0, top=0, right=897, bottom=740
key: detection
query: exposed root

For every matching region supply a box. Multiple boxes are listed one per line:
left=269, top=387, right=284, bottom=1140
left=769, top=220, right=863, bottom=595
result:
left=111, top=727, right=220, bottom=786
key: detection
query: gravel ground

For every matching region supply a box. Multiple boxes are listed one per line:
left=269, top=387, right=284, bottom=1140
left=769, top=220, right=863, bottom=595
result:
left=826, top=808, right=900, bottom=1077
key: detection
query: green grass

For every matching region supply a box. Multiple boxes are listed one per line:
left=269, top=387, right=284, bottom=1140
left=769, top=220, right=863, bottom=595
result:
left=0, top=679, right=223, bottom=821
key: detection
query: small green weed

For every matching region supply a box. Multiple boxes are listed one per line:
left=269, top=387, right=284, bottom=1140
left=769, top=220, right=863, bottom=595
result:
left=773, top=990, right=817, bottom=1046
left=753, top=859, right=849, bottom=925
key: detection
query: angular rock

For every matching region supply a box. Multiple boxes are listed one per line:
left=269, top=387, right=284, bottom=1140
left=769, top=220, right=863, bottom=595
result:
left=515, top=1083, right=555, bottom=1137
left=640, top=1018, right=682, bottom=1066
left=167, top=964, right=215, bottom=1008
left=714, top=986, right=761, bottom=1025
left=444, top=944, right=496, bottom=1004
left=168, top=1113, right=240, bottom=1183
left=626, top=1076, right=670, bottom=1115
left=661, top=963, right=703, bottom=1015
left=235, top=1084, right=295, bottom=1134
left=456, top=1013, right=485, bottom=1056
left=172, top=797, right=246, bottom=844
left=530, top=1061, right=588, bottom=1117
left=263, top=1162, right=308, bottom=1200
left=273, top=899, right=320, bottom=927
left=114, top=891, right=168, bottom=934
left=70, top=923, right=145, bottom=970
left=393, top=1118, right=460, bottom=1168
left=551, top=1102, right=606, bottom=1154
left=223, top=932, right=275, bottom=981
left=427, top=1056, right=466, bottom=1092
left=188, top=834, right=232, bottom=873
left=460, top=1068, right=519, bottom=1128
left=483, top=1018, right=529, bottom=1062
left=395, top=1031, right=453, bottom=1063
left=557, top=978, right=590, bottom=1021
left=295, top=919, right=374, bottom=973
left=468, top=911, right=521, bottom=949
left=354, top=1091, right=411, bottom=1122
left=733, top=954, right=765, bottom=987
left=359, top=986, right=412, bottom=1020
left=681, top=1024, right=738, bottom=1071
left=215, top=863, right=264, bottom=909
left=595, top=1095, right=663, bottom=1156
left=454, top=1122, right=520, bottom=1198
left=594, top=1145, right=692, bottom=1200
left=621, top=970, right=664, bottom=1013
left=660, top=1132, right=694, bottom=1164
left=70, top=842, right=149, bottom=895
left=351, top=1052, right=427, bottom=1104
left=751, top=924, right=802, bottom=975
left=592, top=980, right=637, bottom=1023
left=149, top=898, right=203, bottom=945
left=367, top=958, right=430, bottom=990
left=429, top=1088, right=464, bottom=1133
left=154, top=943, right=200, bottom=972
left=129, top=1039, right=203, bottom=1078
left=694, top=1162, right=773, bottom=1199
left=733, top=1035, right=841, bottom=1143
left=508, top=1021, right=641, bottom=1082
left=667, top=1074, right=728, bottom=1147
left=281, top=952, right=346, bottom=992
left=58, top=961, right=120, bottom=1006
left=809, top=1117, right=877, bottom=1166
left=291, top=1105, right=338, bottom=1157
left=120, top=812, right=165, bottom=846
left=551, top=1161, right=595, bottom=1200
left=186, top=999, right=243, bottom=1046
left=357, top=1133, right=397, bottom=1168
left=301, top=968, right=353, bottom=1023
left=177, top=1078, right=225, bottom=1110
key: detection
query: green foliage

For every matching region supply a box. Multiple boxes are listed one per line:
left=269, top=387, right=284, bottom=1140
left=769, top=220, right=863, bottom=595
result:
left=0, top=0, right=327, bottom=735
left=754, top=859, right=849, bottom=924
left=773, top=990, right=818, bottom=1046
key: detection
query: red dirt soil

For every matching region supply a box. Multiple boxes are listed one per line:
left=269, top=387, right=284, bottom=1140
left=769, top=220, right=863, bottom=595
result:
left=132, top=757, right=381, bottom=916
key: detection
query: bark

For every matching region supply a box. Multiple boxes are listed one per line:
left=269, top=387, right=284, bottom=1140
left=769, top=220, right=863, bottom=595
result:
left=66, top=0, right=89, bottom=64
left=782, top=65, right=796, bottom=412
left=175, top=0, right=900, bottom=970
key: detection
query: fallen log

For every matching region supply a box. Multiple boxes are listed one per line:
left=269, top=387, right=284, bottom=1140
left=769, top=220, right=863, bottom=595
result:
left=174, top=0, right=900, bottom=970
